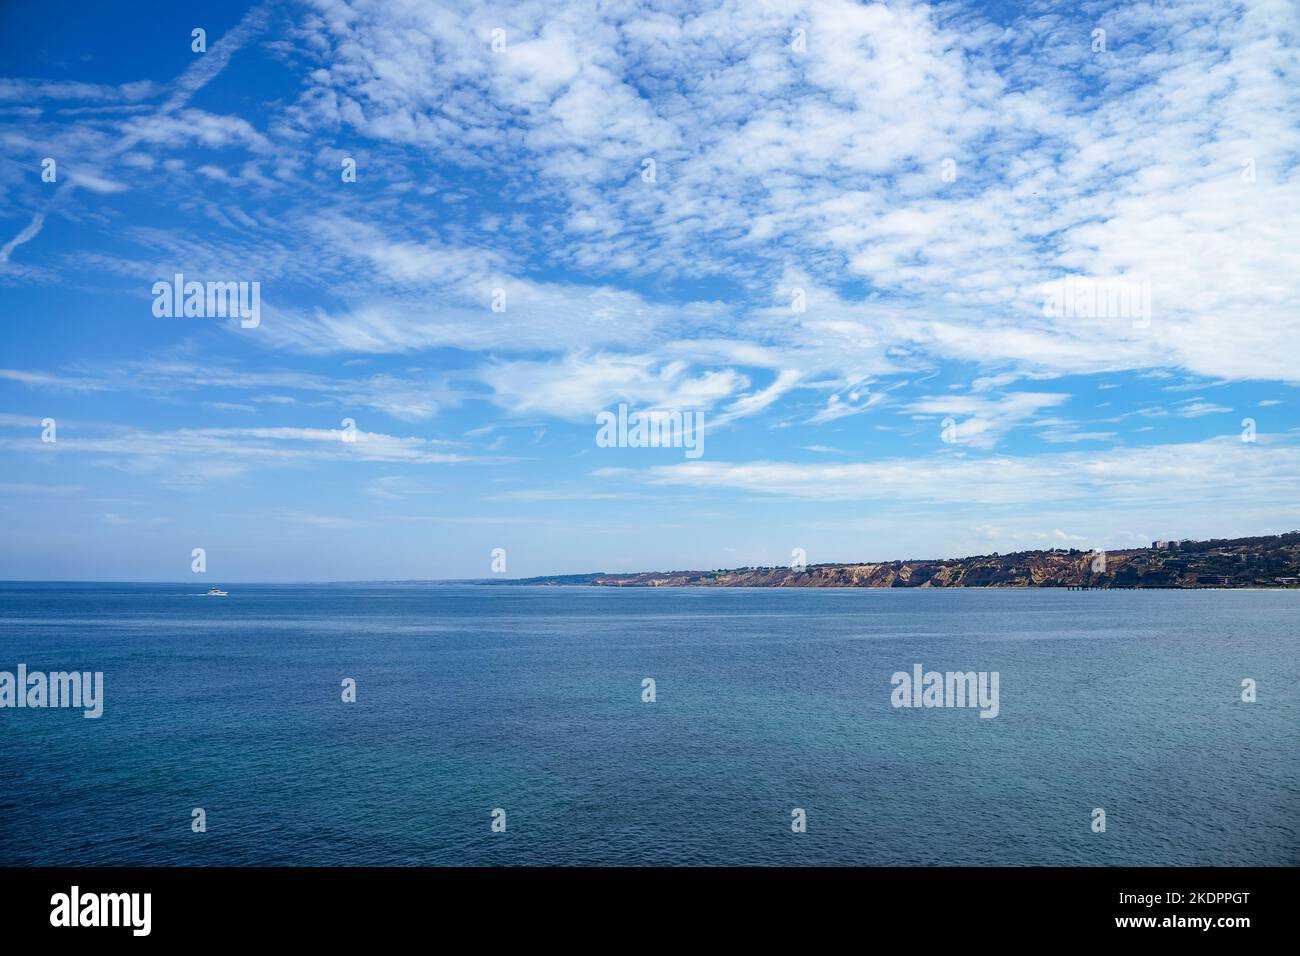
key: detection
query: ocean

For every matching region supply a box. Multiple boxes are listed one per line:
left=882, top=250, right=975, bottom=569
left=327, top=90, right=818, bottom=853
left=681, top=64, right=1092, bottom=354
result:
left=1, top=583, right=1296, bottom=866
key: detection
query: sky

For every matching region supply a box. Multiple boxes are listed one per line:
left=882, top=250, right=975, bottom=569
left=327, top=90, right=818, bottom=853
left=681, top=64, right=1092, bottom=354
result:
left=0, top=0, right=1297, bottom=582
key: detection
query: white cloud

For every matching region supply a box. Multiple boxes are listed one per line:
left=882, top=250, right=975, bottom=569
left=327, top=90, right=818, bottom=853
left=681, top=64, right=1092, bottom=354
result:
left=0, top=213, right=44, bottom=264
left=625, top=435, right=1300, bottom=507
left=480, top=351, right=746, bottom=420
left=0, top=79, right=158, bottom=102
left=1175, top=399, right=1234, bottom=418
left=0, top=418, right=479, bottom=474
left=904, top=392, right=1070, bottom=449
left=277, top=0, right=1300, bottom=388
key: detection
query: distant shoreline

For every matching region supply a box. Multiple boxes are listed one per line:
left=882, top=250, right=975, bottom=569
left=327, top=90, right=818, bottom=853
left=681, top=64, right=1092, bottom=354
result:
left=496, top=531, right=1300, bottom=591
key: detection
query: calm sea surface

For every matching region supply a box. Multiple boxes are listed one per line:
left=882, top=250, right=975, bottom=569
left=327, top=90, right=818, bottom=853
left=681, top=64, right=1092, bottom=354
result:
left=1, top=583, right=1296, bottom=866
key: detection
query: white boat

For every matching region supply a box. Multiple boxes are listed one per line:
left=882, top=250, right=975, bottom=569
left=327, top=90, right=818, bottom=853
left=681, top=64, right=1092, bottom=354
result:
left=205, top=587, right=228, bottom=596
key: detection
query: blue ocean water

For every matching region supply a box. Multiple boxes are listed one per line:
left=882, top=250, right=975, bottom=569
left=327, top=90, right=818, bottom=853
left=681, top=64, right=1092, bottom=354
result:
left=0, top=583, right=1295, bottom=866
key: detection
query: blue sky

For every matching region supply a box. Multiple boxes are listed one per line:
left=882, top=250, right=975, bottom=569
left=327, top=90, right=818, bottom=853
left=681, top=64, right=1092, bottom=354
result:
left=1, top=0, right=1297, bottom=581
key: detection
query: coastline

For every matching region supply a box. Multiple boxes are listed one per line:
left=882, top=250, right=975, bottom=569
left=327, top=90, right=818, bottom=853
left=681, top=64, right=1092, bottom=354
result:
left=501, top=530, right=1300, bottom=590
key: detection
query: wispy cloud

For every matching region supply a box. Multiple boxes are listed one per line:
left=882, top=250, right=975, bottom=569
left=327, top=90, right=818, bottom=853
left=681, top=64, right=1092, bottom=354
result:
left=622, top=436, right=1300, bottom=507
left=903, top=392, right=1071, bottom=449
left=0, top=213, right=44, bottom=264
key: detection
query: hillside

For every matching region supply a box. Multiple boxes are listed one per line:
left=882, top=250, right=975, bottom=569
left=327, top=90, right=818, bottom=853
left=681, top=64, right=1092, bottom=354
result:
left=515, top=532, right=1300, bottom=589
